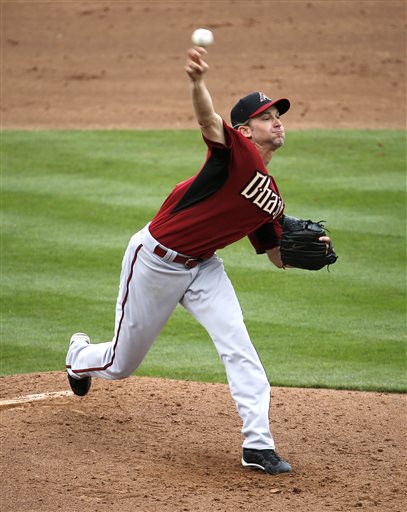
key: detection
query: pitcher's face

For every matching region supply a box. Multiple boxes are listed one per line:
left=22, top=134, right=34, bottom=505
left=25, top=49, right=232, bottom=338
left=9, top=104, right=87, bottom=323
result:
left=245, top=107, right=285, bottom=149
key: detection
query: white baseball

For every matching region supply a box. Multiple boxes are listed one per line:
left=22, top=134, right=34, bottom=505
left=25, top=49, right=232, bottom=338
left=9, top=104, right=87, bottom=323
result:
left=191, top=28, right=214, bottom=47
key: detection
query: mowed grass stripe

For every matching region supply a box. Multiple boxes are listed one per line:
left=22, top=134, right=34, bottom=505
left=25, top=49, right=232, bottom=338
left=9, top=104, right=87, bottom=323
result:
left=1, top=129, right=405, bottom=391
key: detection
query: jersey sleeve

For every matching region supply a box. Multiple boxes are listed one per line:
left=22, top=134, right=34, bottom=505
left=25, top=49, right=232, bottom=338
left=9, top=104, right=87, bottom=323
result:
left=202, top=119, right=235, bottom=150
left=248, top=219, right=283, bottom=254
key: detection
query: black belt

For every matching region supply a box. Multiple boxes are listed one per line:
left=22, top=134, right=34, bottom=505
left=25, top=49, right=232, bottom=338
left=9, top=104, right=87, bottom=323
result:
left=153, top=245, right=203, bottom=269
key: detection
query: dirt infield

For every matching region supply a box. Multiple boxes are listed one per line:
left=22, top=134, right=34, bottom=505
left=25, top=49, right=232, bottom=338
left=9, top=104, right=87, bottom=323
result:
left=1, top=1, right=406, bottom=511
left=2, top=0, right=406, bottom=130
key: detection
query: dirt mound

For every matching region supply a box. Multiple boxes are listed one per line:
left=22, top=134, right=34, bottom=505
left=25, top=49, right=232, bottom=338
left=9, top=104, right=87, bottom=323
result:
left=1, top=372, right=406, bottom=512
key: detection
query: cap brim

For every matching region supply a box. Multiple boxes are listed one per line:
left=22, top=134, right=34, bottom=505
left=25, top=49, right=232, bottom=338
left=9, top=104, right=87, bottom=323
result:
left=249, top=98, right=290, bottom=118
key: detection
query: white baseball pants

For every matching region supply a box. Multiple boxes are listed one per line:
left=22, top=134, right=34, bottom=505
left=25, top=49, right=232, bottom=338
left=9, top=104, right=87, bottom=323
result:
left=67, top=224, right=275, bottom=449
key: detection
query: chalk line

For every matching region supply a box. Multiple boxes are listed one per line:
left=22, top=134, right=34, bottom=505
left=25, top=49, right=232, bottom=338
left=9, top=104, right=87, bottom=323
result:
left=0, top=390, right=73, bottom=409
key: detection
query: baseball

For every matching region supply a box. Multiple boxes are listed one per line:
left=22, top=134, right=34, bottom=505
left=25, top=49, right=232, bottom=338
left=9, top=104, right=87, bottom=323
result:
left=191, top=28, right=214, bottom=47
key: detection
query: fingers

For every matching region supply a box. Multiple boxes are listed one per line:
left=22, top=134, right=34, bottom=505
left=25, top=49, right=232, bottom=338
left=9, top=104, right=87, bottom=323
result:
left=319, top=236, right=332, bottom=254
left=187, top=46, right=208, bottom=59
left=185, top=47, right=209, bottom=80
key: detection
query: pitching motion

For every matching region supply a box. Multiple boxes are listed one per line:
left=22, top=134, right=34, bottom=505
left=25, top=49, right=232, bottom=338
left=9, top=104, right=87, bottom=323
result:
left=66, top=34, right=337, bottom=476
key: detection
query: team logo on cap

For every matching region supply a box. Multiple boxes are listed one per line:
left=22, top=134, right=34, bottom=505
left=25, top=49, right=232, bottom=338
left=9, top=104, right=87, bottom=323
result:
left=259, top=92, right=271, bottom=103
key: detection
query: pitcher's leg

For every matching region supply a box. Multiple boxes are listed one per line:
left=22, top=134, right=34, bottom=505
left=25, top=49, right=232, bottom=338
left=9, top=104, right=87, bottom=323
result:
left=67, top=235, right=191, bottom=380
left=181, top=257, right=275, bottom=449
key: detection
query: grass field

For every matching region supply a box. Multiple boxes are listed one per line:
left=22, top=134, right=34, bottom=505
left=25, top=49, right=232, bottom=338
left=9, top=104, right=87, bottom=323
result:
left=1, top=129, right=406, bottom=392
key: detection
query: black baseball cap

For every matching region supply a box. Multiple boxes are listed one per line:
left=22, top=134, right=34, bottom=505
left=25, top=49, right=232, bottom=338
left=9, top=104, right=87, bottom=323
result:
left=231, top=92, right=290, bottom=128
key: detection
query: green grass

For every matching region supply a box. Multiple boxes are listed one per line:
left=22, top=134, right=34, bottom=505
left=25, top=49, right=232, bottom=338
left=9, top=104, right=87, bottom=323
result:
left=1, top=129, right=406, bottom=391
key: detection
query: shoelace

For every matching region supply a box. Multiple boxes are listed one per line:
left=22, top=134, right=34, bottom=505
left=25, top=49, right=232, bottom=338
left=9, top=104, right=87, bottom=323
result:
left=264, top=449, right=282, bottom=462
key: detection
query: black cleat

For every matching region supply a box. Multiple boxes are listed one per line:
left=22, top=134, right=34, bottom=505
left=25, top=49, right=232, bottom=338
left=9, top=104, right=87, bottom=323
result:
left=242, top=448, right=292, bottom=474
left=68, top=372, right=92, bottom=396
left=67, top=333, right=92, bottom=396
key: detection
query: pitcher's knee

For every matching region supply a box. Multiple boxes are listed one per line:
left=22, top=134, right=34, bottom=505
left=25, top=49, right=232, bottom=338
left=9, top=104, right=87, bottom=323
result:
left=102, top=362, right=138, bottom=380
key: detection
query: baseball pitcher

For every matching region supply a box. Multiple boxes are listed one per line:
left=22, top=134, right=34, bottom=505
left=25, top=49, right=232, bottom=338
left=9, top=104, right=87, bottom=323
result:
left=66, top=46, right=336, bottom=475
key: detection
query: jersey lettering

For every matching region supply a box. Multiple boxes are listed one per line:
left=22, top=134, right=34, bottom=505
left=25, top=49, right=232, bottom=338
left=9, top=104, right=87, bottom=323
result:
left=240, top=171, right=284, bottom=219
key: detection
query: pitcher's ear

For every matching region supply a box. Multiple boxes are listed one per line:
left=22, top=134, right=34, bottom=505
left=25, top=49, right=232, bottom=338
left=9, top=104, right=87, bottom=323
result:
left=238, top=124, right=252, bottom=139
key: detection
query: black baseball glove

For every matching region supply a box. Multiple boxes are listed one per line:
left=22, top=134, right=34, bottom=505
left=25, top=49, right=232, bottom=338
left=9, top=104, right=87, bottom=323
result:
left=280, top=215, right=338, bottom=271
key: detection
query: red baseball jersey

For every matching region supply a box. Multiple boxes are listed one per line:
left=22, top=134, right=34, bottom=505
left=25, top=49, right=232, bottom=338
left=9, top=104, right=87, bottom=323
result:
left=149, top=121, right=285, bottom=259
